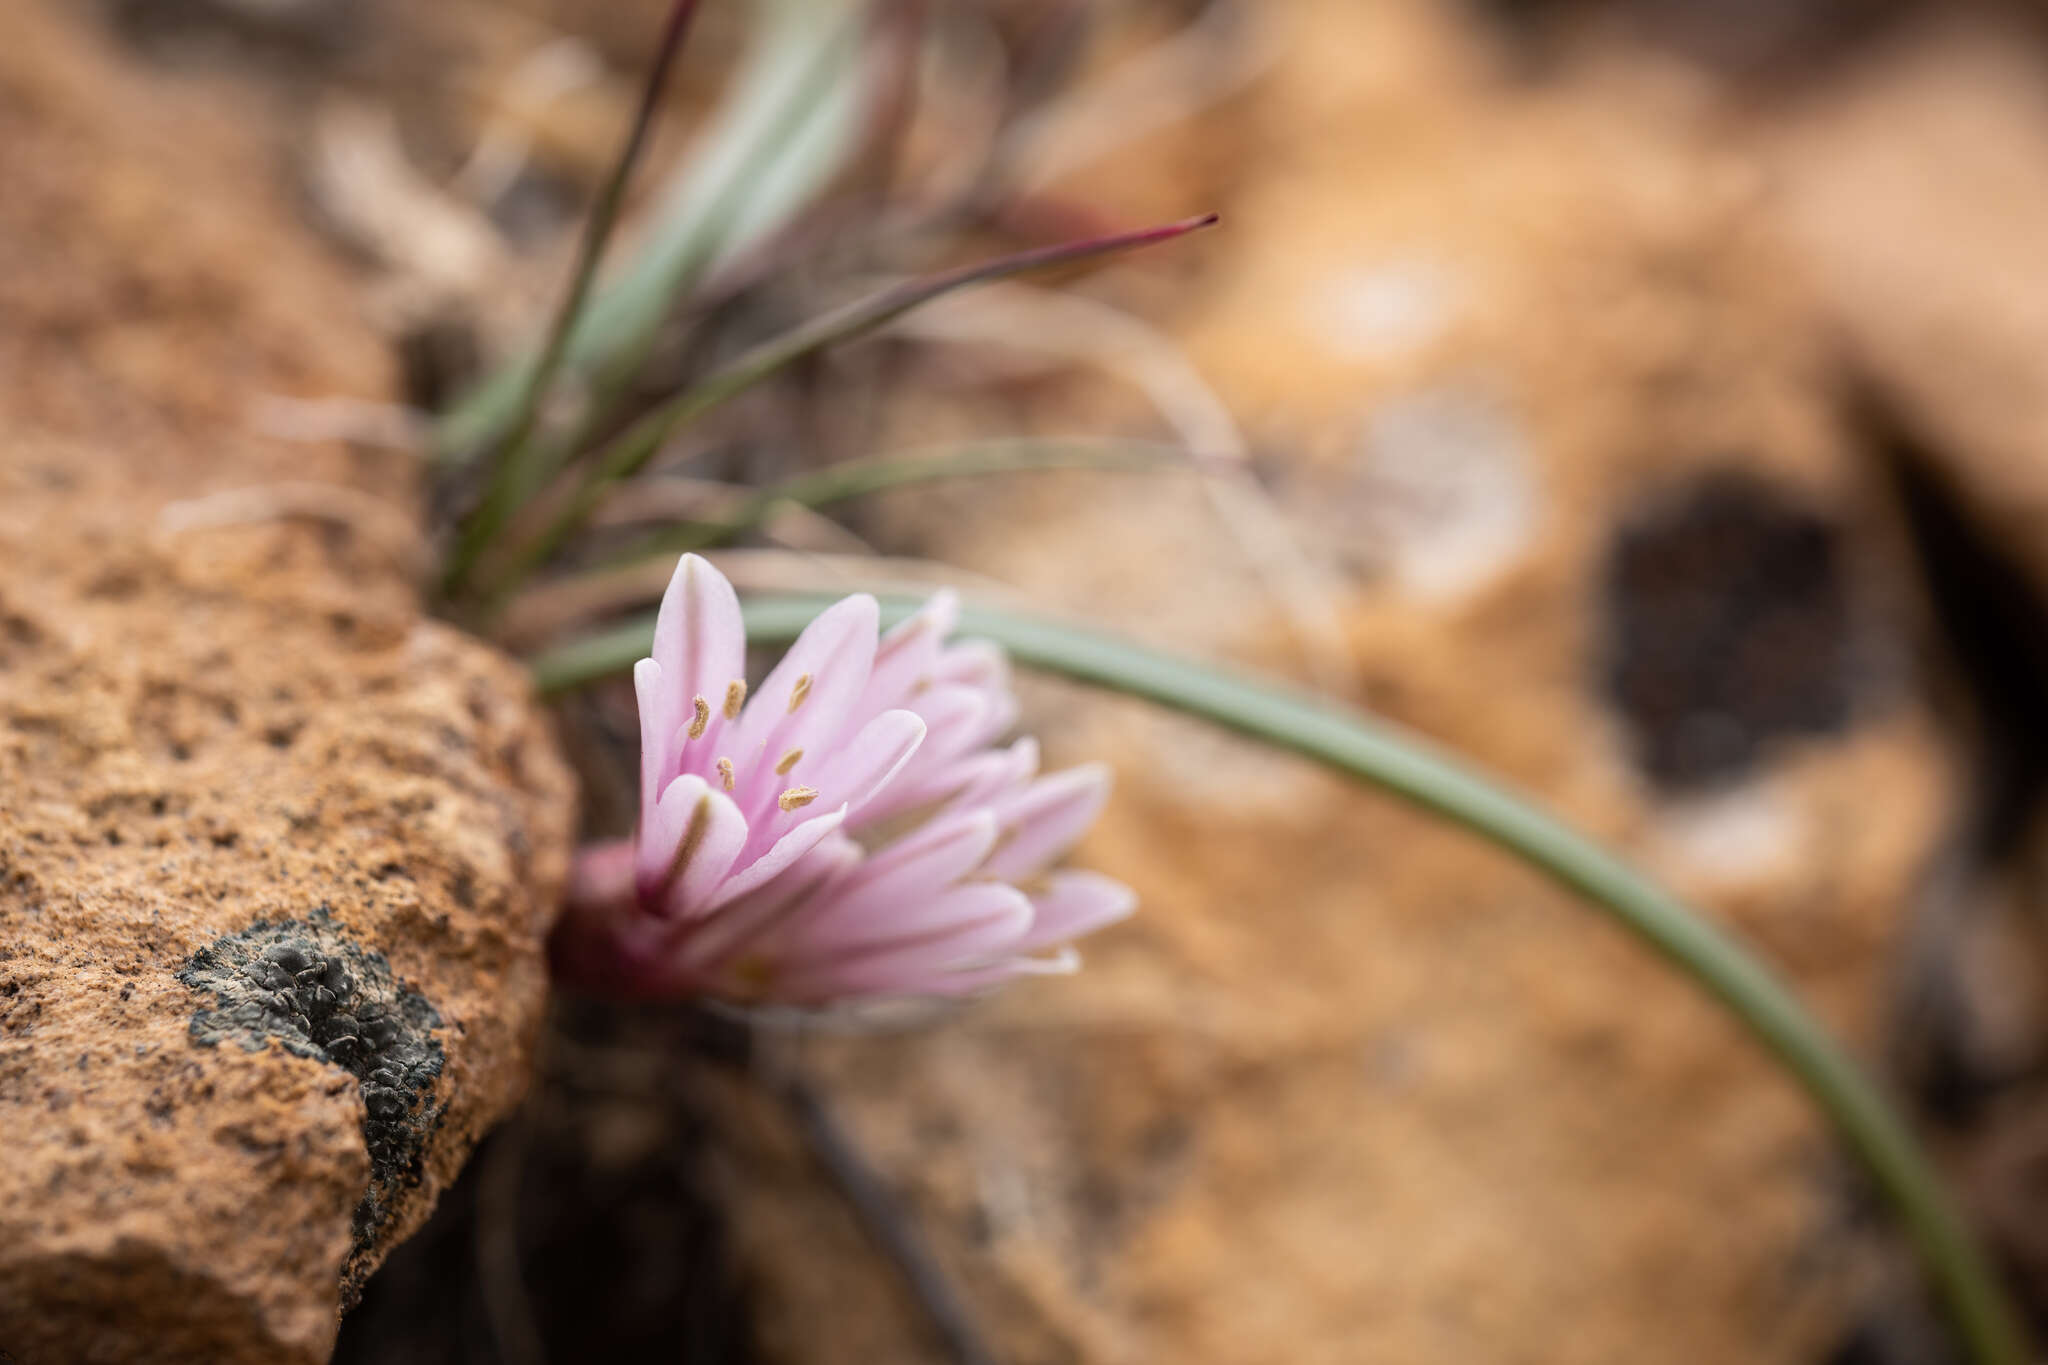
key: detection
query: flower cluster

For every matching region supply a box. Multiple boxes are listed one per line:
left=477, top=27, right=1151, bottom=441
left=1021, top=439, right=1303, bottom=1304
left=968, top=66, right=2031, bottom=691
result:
left=551, top=554, right=1134, bottom=1006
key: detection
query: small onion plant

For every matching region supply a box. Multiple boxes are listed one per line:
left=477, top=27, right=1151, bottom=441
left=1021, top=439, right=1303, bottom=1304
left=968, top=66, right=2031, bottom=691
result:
left=429, top=3, right=2029, bottom=1362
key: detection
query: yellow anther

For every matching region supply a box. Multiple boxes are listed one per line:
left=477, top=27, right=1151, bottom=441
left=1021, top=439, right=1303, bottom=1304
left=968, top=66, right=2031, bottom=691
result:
left=723, top=679, right=746, bottom=720
left=716, top=757, right=736, bottom=792
left=787, top=673, right=814, bottom=713
left=777, top=786, right=820, bottom=812
left=686, top=695, right=710, bottom=740
left=774, top=747, right=804, bottom=776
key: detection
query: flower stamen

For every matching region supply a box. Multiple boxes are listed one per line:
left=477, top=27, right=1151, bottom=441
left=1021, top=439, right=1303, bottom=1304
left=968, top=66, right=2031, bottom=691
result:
left=686, top=695, right=711, bottom=740
left=715, top=757, right=736, bottom=791
left=723, top=679, right=746, bottom=720
left=777, top=786, right=820, bottom=812
left=774, top=747, right=804, bottom=776
left=788, top=673, right=814, bottom=712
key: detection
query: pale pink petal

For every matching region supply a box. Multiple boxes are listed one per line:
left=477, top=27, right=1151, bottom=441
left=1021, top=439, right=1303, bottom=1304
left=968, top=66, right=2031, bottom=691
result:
left=945, top=736, right=1040, bottom=812
left=917, top=948, right=1079, bottom=997
left=848, top=687, right=996, bottom=826
left=776, top=884, right=1032, bottom=1000
left=660, top=788, right=749, bottom=920
left=634, top=767, right=699, bottom=899
left=568, top=837, right=636, bottom=914
left=856, top=591, right=958, bottom=717
left=910, top=685, right=997, bottom=762
left=931, top=638, right=1007, bottom=692
left=981, top=764, right=1112, bottom=881
left=710, top=804, right=849, bottom=908
left=652, top=553, right=746, bottom=708
left=732, top=594, right=880, bottom=801
left=803, top=708, right=926, bottom=818
left=859, top=807, right=1001, bottom=883
left=635, top=774, right=747, bottom=916
left=798, top=812, right=1000, bottom=952
left=633, top=658, right=674, bottom=814
left=1014, top=870, right=1136, bottom=953
left=675, top=835, right=862, bottom=973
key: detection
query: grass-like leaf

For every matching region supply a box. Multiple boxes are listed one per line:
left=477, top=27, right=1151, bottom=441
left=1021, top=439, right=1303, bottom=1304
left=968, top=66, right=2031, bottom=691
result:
left=432, top=0, right=872, bottom=466
left=487, top=214, right=1219, bottom=595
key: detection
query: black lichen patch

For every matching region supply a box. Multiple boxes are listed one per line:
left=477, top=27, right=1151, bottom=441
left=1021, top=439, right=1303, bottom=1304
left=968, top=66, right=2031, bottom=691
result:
left=176, top=907, right=444, bottom=1252
left=1602, top=471, right=1856, bottom=789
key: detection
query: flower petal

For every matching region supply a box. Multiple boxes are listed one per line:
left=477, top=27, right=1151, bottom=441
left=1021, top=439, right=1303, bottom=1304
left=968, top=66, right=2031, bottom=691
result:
left=633, top=657, right=675, bottom=815
left=710, top=804, right=849, bottom=908
left=635, top=774, right=747, bottom=917
left=652, top=553, right=746, bottom=710
left=981, top=763, right=1112, bottom=881
left=944, top=736, right=1041, bottom=813
left=799, top=811, right=1001, bottom=953
left=849, top=687, right=1009, bottom=827
left=776, top=883, right=1032, bottom=1000
left=856, top=590, right=958, bottom=717
left=805, top=708, right=926, bottom=819
left=1014, top=870, right=1136, bottom=953
left=732, top=594, right=881, bottom=806
left=568, top=837, right=636, bottom=915
left=932, top=638, right=1007, bottom=692
left=675, top=834, right=861, bottom=974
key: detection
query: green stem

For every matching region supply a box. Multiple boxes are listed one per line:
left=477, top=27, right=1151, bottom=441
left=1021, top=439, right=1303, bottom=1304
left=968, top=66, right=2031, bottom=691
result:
left=528, top=592, right=2028, bottom=1365
left=442, top=0, right=704, bottom=597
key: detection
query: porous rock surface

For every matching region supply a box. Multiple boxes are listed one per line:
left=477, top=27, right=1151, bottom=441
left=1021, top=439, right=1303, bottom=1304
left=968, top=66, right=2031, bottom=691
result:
left=0, top=5, right=574, bottom=1362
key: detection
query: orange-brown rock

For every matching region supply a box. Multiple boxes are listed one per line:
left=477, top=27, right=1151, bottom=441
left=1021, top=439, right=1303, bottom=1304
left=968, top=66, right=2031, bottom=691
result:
left=1761, top=6, right=2048, bottom=600
left=0, top=6, right=574, bottom=1363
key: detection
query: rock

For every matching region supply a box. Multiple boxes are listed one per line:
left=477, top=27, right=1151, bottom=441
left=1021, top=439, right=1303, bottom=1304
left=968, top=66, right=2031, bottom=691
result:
left=719, top=1, right=1959, bottom=1360
left=0, top=6, right=574, bottom=1362
left=1762, top=8, right=2048, bottom=601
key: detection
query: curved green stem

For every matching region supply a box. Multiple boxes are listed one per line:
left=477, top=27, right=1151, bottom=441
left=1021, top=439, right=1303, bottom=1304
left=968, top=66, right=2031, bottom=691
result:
left=527, top=592, right=2027, bottom=1365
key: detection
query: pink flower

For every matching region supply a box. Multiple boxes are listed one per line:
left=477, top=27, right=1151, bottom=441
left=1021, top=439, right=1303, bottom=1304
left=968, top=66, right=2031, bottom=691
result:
left=551, top=554, right=1135, bottom=1006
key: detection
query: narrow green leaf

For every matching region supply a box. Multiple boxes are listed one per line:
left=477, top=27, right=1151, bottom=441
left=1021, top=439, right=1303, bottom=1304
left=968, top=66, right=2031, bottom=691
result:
left=432, top=0, right=871, bottom=464
left=492, top=213, right=1219, bottom=592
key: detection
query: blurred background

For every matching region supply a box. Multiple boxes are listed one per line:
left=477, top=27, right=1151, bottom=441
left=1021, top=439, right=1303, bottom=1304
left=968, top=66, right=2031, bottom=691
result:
left=19, top=0, right=2048, bottom=1360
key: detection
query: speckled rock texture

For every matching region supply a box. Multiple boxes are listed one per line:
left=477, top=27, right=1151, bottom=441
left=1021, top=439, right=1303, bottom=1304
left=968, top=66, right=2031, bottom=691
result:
left=0, top=5, right=575, bottom=1362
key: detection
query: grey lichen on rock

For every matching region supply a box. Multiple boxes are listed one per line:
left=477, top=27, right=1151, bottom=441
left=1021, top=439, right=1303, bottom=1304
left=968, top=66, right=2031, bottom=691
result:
left=178, top=910, right=447, bottom=1250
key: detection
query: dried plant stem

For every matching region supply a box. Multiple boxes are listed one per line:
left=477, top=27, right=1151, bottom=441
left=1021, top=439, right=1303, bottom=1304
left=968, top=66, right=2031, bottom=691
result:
left=529, top=593, right=2029, bottom=1365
